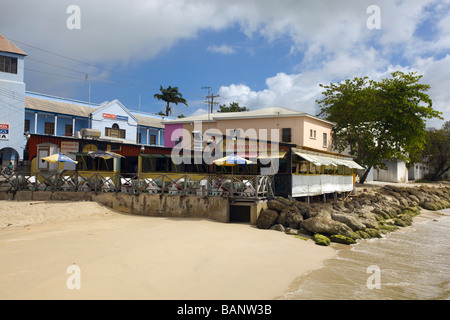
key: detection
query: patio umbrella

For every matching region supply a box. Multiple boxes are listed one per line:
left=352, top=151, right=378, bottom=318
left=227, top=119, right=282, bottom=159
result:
left=88, top=150, right=124, bottom=159
left=213, top=154, right=253, bottom=166
left=42, top=153, right=78, bottom=165
left=213, top=154, right=253, bottom=174
left=88, top=150, right=124, bottom=172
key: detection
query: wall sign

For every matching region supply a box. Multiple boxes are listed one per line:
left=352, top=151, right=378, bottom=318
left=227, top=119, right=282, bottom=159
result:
left=103, top=113, right=128, bottom=121
left=0, top=123, right=9, bottom=140
left=61, top=141, right=79, bottom=154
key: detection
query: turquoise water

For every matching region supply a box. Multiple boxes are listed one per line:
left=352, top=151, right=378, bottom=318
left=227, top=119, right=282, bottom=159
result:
left=283, top=209, right=450, bottom=300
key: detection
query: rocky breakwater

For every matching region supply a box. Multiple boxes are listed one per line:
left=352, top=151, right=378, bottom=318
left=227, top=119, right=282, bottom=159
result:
left=256, top=184, right=450, bottom=246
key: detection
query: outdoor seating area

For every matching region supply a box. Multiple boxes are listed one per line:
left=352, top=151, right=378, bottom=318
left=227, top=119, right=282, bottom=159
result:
left=2, top=166, right=273, bottom=199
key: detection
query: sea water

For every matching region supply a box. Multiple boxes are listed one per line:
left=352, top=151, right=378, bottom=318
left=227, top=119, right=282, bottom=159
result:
left=283, top=209, right=450, bottom=300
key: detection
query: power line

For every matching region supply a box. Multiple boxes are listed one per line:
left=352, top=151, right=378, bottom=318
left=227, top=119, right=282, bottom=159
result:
left=8, top=37, right=160, bottom=87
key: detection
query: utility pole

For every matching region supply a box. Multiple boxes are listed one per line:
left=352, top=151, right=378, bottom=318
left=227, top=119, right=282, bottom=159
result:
left=202, top=86, right=220, bottom=114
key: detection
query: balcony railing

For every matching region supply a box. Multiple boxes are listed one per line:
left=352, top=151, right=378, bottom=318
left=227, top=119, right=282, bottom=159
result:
left=0, top=166, right=274, bottom=199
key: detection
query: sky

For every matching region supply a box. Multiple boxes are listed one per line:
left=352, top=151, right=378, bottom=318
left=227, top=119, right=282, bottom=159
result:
left=1, top=0, right=449, bottom=128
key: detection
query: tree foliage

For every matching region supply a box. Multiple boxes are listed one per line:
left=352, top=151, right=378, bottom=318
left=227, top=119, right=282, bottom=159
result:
left=154, top=85, right=188, bottom=116
left=317, top=71, right=442, bottom=183
left=422, top=121, right=450, bottom=181
left=217, top=102, right=249, bottom=113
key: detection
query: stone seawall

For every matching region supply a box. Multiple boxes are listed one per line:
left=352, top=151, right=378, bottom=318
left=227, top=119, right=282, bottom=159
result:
left=0, top=191, right=230, bottom=223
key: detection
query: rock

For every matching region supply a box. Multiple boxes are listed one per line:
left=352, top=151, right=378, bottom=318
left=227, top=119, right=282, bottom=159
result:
left=267, top=199, right=287, bottom=213
left=378, top=222, right=399, bottom=233
left=359, top=217, right=379, bottom=229
left=285, top=227, right=299, bottom=235
left=421, top=201, right=440, bottom=211
left=330, top=234, right=356, bottom=245
left=355, top=230, right=371, bottom=239
left=364, top=228, right=382, bottom=238
left=256, top=209, right=279, bottom=229
left=331, top=213, right=366, bottom=231
left=277, top=210, right=303, bottom=229
left=312, top=234, right=330, bottom=246
left=302, top=215, right=354, bottom=238
left=275, top=197, right=295, bottom=207
left=270, top=224, right=285, bottom=232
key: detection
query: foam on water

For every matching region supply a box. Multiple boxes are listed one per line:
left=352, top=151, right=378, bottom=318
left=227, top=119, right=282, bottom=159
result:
left=283, top=209, right=450, bottom=300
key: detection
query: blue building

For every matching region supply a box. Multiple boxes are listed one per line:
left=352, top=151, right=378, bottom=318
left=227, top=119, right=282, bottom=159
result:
left=24, top=92, right=165, bottom=147
left=0, top=33, right=165, bottom=167
left=0, top=33, right=27, bottom=166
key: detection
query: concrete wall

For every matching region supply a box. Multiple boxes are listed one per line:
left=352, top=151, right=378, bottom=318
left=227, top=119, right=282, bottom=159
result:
left=374, top=160, right=408, bottom=183
left=0, top=191, right=230, bottom=223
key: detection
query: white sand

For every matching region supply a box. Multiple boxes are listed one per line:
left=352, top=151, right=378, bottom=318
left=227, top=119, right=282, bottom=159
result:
left=0, top=200, right=336, bottom=300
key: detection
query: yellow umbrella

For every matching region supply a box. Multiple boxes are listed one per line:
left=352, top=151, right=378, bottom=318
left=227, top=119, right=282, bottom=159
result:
left=213, top=154, right=253, bottom=166
left=42, top=153, right=78, bottom=165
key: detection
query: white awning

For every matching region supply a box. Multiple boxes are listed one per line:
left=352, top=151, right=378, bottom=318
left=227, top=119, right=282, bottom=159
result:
left=293, top=150, right=364, bottom=170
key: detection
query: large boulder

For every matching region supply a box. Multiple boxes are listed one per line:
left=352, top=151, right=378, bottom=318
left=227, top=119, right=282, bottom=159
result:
left=266, top=199, right=287, bottom=213
left=277, top=209, right=303, bottom=229
left=256, top=209, right=279, bottom=229
left=302, top=214, right=354, bottom=237
left=331, top=213, right=366, bottom=231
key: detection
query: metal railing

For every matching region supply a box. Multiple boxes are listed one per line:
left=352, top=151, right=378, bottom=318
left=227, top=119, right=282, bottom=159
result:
left=1, top=166, right=274, bottom=199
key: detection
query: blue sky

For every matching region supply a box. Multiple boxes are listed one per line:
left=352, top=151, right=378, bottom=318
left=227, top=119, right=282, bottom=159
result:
left=1, top=0, right=449, bottom=128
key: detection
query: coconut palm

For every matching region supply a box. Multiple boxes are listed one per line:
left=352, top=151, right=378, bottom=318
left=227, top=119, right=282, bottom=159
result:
left=153, top=86, right=188, bottom=116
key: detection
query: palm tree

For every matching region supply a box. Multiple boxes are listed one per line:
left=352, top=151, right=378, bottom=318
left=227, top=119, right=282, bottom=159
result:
left=153, top=86, right=188, bottom=116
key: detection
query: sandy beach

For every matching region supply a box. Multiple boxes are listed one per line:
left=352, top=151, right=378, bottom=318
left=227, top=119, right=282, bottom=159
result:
left=0, top=200, right=335, bottom=300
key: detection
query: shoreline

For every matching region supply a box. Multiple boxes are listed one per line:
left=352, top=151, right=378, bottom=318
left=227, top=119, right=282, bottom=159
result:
left=281, top=207, right=450, bottom=300
left=0, top=200, right=335, bottom=300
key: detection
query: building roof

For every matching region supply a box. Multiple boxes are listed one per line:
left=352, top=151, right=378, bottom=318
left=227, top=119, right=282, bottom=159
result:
left=163, top=106, right=335, bottom=125
left=25, top=95, right=95, bottom=118
left=25, top=93, right=164, bottom=128
left=0, top=34, right=27, bottom=56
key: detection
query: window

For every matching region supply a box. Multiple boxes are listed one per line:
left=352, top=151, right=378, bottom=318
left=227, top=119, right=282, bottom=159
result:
left=24, top=119, right=30, bottom=132
left=136, top=132, right=141, bottom=144
left=44, top=122, right=54, bottom=135
left=310, top=129, right=316, bottom=139
left=323, top=133, right=328, bottom=148
left=282, top=128, right=291, bottom=142
left=105, top=123, right=126, bottom=139
left=0, top=55, right=18, bottom=74
left=150, top=134, right=157, bottom=145
left=65, top=124, right=73, bottom=136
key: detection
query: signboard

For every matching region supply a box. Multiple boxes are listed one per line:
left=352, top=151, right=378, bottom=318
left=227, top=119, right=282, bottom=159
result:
left=61, top=141, right=79, bottom=155
left=0, top=123, right=9, bottom=140
left=103, top=113, right=128, bottom=121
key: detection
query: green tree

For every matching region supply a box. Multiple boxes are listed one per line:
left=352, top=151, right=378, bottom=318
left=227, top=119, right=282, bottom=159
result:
left=317, top=71, right=442, bottom=183
left=154, top=85, right=188, bottom=116
left=217, top=102, right=249, bottom=113
left=422, top=121, right=450, bottom=181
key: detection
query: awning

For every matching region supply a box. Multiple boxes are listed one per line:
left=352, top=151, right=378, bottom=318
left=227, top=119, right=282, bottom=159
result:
left=257, top=151, right=287, bottom=159
left=293, top=150, right=364, bottom=170
left=140, top=153, right=170, bottom=159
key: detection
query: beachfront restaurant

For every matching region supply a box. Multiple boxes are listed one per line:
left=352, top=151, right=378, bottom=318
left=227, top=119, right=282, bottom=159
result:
left=290, top=147, right=364, bottom=201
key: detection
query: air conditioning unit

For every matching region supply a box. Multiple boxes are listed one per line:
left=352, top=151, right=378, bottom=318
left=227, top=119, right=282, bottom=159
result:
left=80, top=128, right=101, bottom=139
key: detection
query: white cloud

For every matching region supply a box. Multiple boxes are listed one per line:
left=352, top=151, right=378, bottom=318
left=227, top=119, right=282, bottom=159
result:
left=207, top=44, right=236, bottom=55
left=1, top=0, right=449, bottom=125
